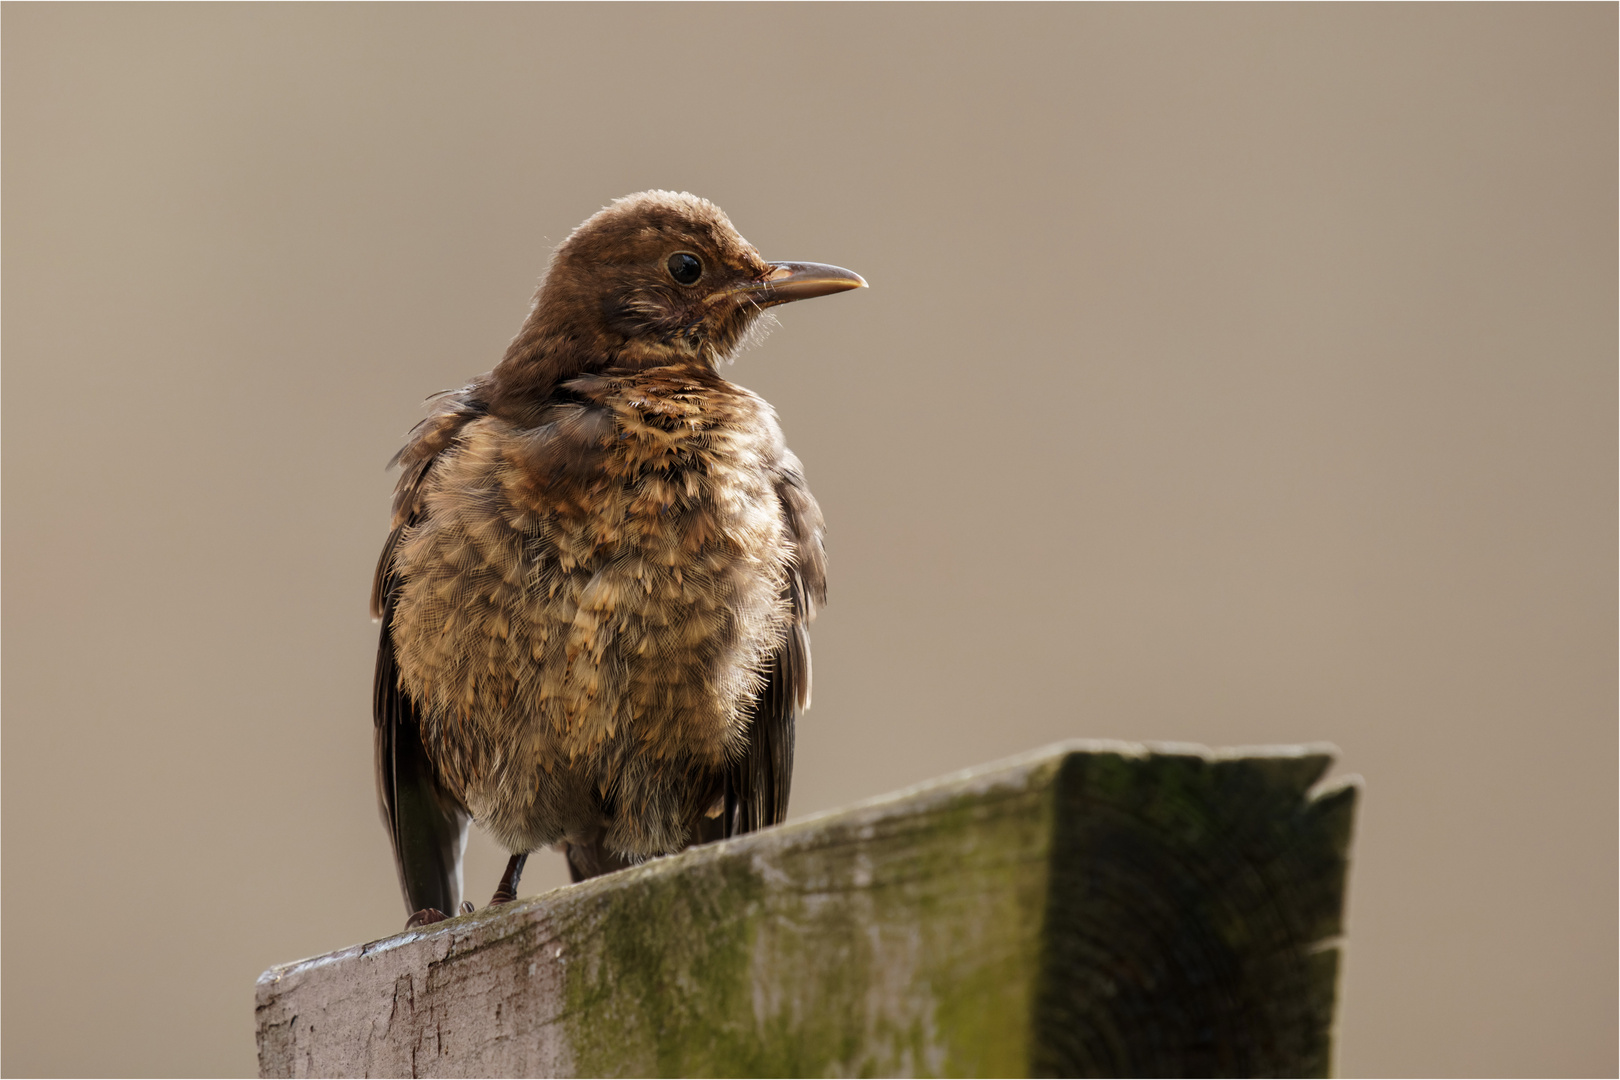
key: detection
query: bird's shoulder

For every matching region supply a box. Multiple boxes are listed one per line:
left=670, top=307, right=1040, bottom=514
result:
left=371, top=382, right=489, bottom=619
left=386, top=381, right=491, bottom=528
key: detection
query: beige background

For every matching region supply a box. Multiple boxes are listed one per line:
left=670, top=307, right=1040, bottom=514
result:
left=4, top=4, right=1614, bottom=1076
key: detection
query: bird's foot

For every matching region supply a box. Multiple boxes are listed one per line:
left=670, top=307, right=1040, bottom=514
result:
left=404, top=908, right=448, bottom=929
left=459, top=901, right=475, bottom=915
left=488, top=852, right=529, bottom=906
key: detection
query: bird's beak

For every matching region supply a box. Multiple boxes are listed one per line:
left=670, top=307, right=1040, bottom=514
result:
left=722, top=262, right=868, bottom=307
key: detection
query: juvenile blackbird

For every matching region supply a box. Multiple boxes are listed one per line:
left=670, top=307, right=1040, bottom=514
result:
left=372, top=191, right=864, bottom=928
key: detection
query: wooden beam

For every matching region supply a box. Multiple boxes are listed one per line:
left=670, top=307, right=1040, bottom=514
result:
left=256, top=740, right=1358, bottom=1078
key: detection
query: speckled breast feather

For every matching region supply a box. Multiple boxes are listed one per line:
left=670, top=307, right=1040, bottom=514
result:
left=386, top=364, right=804, bottom=856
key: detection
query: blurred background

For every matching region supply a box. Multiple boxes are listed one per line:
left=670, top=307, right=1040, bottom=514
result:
left=3, top=5, right=1613, bottom=1076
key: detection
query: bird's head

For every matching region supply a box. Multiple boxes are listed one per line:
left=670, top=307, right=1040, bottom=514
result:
left=490, top=191, right=864, bottom=417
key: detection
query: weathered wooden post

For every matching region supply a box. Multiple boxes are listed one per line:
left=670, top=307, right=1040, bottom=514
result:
left=257, top=740, right=1358, bottom=1078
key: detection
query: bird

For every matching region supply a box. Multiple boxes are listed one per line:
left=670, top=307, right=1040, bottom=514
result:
left=371, top=190, right=864, bottom=928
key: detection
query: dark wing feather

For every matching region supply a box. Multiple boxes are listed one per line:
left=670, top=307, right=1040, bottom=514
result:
left=724, top=455, right=826, bottom=837
left=372, top=387, right=484, bottom=919
left=725, top=611, right=808, bottom=835
left=374, top=584, right=469, bottom=919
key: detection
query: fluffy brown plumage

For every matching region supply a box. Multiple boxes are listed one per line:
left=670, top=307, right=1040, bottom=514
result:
left=371, top=191, right=863, bottom=926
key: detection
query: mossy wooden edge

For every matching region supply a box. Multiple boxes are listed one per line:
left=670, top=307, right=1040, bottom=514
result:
left=255, top=740, right=1358, bottom=1078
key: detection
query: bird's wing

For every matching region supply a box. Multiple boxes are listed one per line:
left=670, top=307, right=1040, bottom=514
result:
left=372, top=387, right=484, bottom=920
left=725, top=454, right=826, bottom=836
left=374, top=580, right=469, bottom=919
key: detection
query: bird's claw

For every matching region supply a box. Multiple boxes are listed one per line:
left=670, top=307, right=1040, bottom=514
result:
left=404, top=908, right=448, bottom=929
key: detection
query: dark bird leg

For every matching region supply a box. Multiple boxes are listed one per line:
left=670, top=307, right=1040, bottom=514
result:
left=489, top=853, right=528, bottom=905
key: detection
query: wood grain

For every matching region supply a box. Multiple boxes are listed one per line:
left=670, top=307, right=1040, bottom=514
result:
left=256, top=741, right=1358, bottom=1078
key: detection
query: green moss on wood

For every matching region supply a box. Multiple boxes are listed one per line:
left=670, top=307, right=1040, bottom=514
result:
left=562, top=780, right=1059, bottom=1077
left=254, top=742, right=1357, bottom=1080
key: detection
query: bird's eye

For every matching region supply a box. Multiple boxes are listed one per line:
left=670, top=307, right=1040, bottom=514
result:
left=667, top=252, right=703, bottom=285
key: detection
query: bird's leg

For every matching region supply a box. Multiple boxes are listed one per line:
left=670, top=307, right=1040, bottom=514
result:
left=488, top=853, right=528, bottom=906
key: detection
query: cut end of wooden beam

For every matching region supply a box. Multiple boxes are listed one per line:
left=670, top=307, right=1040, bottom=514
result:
left=257, top=740, right=1358, bottom=1079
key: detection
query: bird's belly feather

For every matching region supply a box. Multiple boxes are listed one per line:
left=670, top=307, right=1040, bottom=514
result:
left=388, top=386, right=790, bottom=855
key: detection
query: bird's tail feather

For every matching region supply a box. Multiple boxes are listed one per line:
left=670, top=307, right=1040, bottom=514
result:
left=375, top=630, right=469, bottom=920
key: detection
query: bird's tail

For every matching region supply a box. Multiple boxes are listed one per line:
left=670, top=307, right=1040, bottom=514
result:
left=375, top=630, right=469, bottom=920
